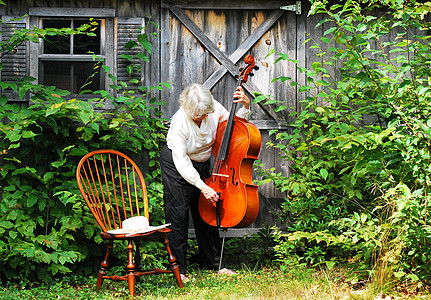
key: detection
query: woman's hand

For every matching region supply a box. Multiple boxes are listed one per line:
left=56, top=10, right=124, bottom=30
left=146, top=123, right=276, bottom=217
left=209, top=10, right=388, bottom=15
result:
left=233, top=86, right=250, bottom=109
left=201, top=186, right=219, bottom=203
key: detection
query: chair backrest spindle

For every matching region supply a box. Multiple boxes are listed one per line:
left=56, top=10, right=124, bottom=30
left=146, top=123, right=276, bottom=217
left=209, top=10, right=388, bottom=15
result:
left=124, top=160, right=133, bottom=218
left=99, top=154, right=115, bottom=230
left=107, top=154, right=121, bottom=229
left=94, top=155, right=111, bottom=230
left=133, top=168, right=140, bottom=216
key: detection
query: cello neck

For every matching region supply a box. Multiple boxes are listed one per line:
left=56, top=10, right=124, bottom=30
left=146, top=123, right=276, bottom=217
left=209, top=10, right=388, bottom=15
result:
left=218, top=97, right=238, bottom=162
left=217, top=55, right=256, bottom=162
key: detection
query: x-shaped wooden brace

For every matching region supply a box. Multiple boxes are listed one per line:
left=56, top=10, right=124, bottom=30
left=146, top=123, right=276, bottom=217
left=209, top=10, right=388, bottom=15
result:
left=169, top=6, right=287, bottom=121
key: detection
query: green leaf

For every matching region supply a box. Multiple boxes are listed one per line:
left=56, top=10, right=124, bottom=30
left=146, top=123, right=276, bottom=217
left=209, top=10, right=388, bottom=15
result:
left=46, top=103, right=63, bottom=117
left=84, top=224, right=95, bottom=238
left=298, top=85, right=313, bottom=93
left=9, top=143, right=21, bottom=149
left=120, top=54, right=134, bottom=61
left=253, top=94, right=267, bottom=103
left=77, top=111, right=93, bottom=124
left=0, top=95, right=7, bottom=106
left=38, top=199, right=47, bottom=211
left=42, top=172, right=55, bottom=184
left=139, top=39, right=152, bottom=54
left=51, top=158, right=67, bottom=168
left=0, top=221, right=14, bottom=229
left=27, top=193, right=38, bottom=207
left=91, top=122, right=100, bottom=134
left=324, top=27, right=337, bottom=36
left=124, top=40, right=138, bottom=49
left=321, top=37, right=331, bottom=43
left=6, top=129, right=22, bottom=142
left=274, top=105, right=287, bottom=112
left=9, top=231, right=18, bottom=240
left=136, top=53, right=149, bottom=62
left=401, top=13, right=410, bottom=21
left=22, top=130, right=37, bottom=139
left=320, top=168, right=329, bottom=180
left=316, top=18, right=331, bottom=28
left=316, top=80, right=330, bottom=86
left=407, top=273, right=420, bottom=282
left=12, top=166, right=37, bottom=176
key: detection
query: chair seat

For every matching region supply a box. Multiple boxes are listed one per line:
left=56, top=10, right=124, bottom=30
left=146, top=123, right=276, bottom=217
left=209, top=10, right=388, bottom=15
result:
left=100, top=228, right=172, bottom=240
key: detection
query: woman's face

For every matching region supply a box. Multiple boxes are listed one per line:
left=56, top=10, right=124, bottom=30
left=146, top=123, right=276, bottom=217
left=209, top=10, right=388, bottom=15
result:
left=191, top=113, right=208, bottom=123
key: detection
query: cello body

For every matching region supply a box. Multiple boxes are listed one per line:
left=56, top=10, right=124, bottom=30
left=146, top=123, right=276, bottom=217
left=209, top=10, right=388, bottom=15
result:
left=198, top=116, right=261, bottom=228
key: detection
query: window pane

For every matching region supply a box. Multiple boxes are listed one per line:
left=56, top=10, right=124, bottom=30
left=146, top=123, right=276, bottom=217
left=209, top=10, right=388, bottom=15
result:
left=42, top=61, right=101, bottom=94
left=42, top=61, right=70, bottom=90
left=74, top=62, right=101, bottom=92
left=74, top=20, right=101, bottom=54
left=43, top=20, right=71, bottom=54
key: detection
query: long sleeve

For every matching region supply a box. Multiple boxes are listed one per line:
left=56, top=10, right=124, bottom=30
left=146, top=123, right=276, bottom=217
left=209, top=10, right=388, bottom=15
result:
left=167, top=116, right=208, bottom=189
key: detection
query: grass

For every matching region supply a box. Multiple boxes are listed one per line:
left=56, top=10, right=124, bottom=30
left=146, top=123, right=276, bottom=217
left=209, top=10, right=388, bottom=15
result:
left=1, top=265, right=431, bottom=300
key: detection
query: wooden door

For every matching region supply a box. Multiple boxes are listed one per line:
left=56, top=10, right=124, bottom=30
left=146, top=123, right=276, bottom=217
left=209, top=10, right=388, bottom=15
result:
left=159, top=0, right=302, bottom=231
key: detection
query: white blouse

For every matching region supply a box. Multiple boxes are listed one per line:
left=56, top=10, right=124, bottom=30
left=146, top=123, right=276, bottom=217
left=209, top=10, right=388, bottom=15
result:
left=166, top=100, right=250, bottom=190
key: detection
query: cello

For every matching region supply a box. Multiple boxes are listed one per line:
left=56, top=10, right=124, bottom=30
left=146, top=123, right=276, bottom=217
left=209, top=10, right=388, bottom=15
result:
left=198, top=55, right=261, bottom=229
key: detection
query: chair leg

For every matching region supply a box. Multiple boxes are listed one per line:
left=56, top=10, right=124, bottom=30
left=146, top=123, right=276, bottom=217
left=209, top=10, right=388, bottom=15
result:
left=162, top=236, right=183, bottom=288
left=127, top=240, right=136, bottom=297
left=97, top=242, right=113, bottom=290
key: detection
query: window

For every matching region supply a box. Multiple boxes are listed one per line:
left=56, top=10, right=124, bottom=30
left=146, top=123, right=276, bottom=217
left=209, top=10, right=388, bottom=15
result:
left=28, top=8, right=115, bottom=100
left=40, top=19, right=103, bottom=96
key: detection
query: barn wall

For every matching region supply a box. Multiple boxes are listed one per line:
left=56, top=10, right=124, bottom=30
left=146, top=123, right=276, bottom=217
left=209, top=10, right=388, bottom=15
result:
left=0, top=0, right=350, bottom=232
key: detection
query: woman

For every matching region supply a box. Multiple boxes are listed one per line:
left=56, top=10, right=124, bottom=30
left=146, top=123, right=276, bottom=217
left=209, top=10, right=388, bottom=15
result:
left=160, top=83, right=251, bottom=280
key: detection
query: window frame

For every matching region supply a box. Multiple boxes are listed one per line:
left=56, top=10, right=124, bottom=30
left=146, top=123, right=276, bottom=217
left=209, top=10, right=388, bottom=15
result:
left=28, top=8, right=116, bottom=101
left=40, top=18, right=105, bottom=96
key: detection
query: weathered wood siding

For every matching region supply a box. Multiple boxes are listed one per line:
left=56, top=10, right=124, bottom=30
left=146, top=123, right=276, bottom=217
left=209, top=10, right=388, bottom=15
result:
left=0, top=0, right=331, bottom=233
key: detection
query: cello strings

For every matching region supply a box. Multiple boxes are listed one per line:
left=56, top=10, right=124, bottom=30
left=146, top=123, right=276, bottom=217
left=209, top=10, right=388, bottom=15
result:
left=217, top=76, right=242, bottom=162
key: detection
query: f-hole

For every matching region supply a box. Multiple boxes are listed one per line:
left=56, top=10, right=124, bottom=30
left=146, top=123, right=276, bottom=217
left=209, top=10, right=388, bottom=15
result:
left=230, top=167, right=238, bottom=186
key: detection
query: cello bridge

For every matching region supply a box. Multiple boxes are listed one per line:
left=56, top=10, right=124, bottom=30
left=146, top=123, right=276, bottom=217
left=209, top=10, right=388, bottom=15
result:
left=212, top=173, right=229, bottom=178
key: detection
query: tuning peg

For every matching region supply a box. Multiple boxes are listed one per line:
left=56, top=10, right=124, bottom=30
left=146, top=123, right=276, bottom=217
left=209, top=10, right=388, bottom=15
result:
left=254, top=66, right=259, bottom=71
left=234, top=74, right=239, bottom=79
left=249, top=73, right=254, bottom=77
left=239, top=67, right=244, bottom=72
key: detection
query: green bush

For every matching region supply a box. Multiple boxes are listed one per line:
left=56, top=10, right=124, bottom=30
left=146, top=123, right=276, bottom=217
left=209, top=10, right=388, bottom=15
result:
left=258, top=0, right=431, bottom=289
left=0, top=17, right=169, bottom=281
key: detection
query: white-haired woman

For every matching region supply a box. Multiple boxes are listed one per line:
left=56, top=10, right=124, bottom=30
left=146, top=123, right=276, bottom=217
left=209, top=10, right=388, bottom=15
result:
left=160, top=83, right=251, bottom=281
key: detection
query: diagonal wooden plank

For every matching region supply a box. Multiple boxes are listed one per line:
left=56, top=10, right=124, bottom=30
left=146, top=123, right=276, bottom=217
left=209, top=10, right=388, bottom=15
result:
left=170, top=6, right=240, bottom=77
left=204, top=10, right=285, bottom=89
left=169, top=6, right=288, bottom=121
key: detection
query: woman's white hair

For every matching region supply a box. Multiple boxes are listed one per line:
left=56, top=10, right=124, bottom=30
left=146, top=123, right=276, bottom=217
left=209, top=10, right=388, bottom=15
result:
left=179, top=83, right=215, bottom=118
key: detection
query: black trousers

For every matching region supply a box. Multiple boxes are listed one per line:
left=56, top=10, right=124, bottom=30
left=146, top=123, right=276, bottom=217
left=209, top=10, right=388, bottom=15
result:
left=160, top=145, right=221, bottom=274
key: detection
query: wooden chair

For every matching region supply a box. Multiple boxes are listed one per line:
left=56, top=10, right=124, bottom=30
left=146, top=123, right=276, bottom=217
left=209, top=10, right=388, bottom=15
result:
left=76, top=149, right=183, bottom=297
